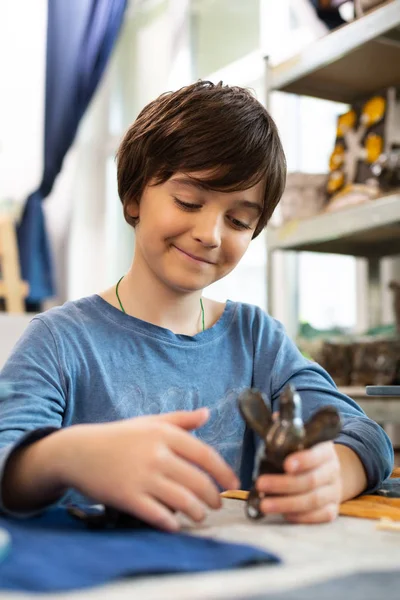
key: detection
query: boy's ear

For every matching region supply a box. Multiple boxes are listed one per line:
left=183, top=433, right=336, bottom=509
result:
left=126, top=198, right=140, bottom=219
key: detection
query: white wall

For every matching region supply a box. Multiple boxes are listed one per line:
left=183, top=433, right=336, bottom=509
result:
left=0, top=0, right=46, bottom=209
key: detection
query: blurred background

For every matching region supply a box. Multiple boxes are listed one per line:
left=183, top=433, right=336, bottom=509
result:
left=1, top=0, right=399, bottom=360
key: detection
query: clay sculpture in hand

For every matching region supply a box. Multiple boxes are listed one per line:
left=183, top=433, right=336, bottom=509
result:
left=238, top=384, right=342, bottom=519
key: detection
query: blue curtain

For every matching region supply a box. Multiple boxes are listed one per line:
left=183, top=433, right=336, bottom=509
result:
left=18, top=0, right=127, bottom=303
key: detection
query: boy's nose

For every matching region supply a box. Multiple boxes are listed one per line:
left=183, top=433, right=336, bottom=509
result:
left=191, top=211, right=222, bottom=248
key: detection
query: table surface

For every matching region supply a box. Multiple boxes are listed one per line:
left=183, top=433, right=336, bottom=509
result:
left=2, top=497, right=400, bottom=600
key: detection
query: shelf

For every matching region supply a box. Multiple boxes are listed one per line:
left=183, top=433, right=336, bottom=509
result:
left=339, top=386, right=400, bottom=422
left=268, top=0, right=400, bottom=103
left=339, top=386, right=400, bottom=398
left=267, top=192, right=400, bottom=257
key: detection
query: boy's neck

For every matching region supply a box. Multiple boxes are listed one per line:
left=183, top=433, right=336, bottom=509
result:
left=126, top=267, right=205, bottom=335
left=101, top=262, right=207, bottom=336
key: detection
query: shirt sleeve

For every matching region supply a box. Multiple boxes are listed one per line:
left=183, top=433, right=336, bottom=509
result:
left=258, top=318, right=394, bottom=493
left=0, top=317, right=67, bottom=514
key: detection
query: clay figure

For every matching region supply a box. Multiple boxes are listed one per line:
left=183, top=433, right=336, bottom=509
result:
left=238, top=385, right=342, bottom=519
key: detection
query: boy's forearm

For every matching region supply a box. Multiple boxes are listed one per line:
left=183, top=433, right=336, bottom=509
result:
left=2, top=429, right=71, bottom=512
left=335, top=443, right=368, bottom=502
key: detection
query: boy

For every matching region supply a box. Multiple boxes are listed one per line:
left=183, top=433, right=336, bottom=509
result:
left=0, top=81, right=393, bottom=531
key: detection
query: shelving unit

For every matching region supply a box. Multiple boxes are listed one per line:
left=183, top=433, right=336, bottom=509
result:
left=265, top=0, right=400, bottom=422
left=270, top=0, right=400, bottom=103
left=268, top=192, right=400, bottom=256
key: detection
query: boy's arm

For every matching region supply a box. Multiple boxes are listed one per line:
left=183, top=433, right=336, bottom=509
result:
left=335, top=444, right=368, bottom=501
left=0, top=318, right=67, bottom=514
left=2, top=412, right=239, bottom=530
left=265, top=323, right=394, bottom=493
left=2, top=429, right=68, bottom=512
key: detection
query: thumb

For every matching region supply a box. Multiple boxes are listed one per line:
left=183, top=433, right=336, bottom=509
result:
left=159, top=408, right=210, bottom=431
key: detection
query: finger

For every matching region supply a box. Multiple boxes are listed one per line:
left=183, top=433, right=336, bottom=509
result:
left=284, top=503, right=339, bottom=524
left=122, top=494, right=180, bottom=532
left=284, top=441, right=336, bottom=474
left=158, top=408, right=210, bottom=431
left=166, top=428, right=239, bottom=491
left=257, top=460, right=340, bottom=495
left=163, top=453, right=222, bottom=509
left=152, top=476, right=207, bottom=522
left=259, top=483, right=338, bottom=514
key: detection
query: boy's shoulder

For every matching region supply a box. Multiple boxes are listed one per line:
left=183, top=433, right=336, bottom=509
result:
left=33, top=295, right=107, bottom=333
left=216, top=300, right=286, bottom=349
left=230, top=300, right=283, bottom=330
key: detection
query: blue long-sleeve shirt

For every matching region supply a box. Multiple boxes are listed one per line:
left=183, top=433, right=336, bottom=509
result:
left=0, top=295, right=393, bottom=512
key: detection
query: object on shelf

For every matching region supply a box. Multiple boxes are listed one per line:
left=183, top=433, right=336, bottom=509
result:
left=309, top=0, right=351, bottom=29
left=317, top=339, right=353, bottom=385
left=296, top=324, right=348, bottom=367
left=299, top=322, right=347, bottom=339
left=351, top=337, right=400, bottom=385
left=354, top=0, right=391, bottom=16
left=301, top=331, right=400, bottom=387
left=327, top=87, right=400, bottom=208
left=324, top=181, right=380, bottom=212
left=274, top=172, right=328, bottom=225
left=389, top=281, right=400, bottom=333
left=371, top=147, right=400, bottom=191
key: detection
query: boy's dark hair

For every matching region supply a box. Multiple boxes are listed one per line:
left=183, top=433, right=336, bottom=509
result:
left=116, top=80, right=286, bottom=238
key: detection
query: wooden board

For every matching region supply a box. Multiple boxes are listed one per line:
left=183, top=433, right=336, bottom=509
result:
left=0, top=215, right=29, bottom=312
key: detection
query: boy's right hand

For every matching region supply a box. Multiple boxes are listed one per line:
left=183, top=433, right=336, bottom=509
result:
left=55, top=408, right=239, bottom=531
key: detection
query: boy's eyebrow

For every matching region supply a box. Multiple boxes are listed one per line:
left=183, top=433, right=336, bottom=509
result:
left=169, top=176, right=211, bottom=192
left=233, top=200, right=262, bottom=215
left=169, top=176, right=262, bottom=214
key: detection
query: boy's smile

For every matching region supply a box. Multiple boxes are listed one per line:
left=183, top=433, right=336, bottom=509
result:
left=172, top=244, right=217, bottom=265
left=127, top=172, right=264, bottom=294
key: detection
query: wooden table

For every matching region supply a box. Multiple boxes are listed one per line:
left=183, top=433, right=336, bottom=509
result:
left=3, top=497, right=400, bottom=600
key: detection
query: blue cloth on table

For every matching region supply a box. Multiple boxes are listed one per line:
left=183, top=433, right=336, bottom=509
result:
left=0, top=508, right=280, bottom=592
left=375, top=477, right=400, bottom=498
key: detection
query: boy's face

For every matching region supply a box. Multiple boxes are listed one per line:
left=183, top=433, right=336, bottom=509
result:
left=127, top=172, right=264, bottom=293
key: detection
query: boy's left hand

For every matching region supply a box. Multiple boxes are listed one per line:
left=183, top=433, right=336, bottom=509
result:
left=256, top=441, right=342, bottom=524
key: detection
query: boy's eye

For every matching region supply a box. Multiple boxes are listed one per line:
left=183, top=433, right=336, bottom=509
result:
left=174, top=197, right=252, bottom=230
left=174, top=198, right=202, bottom=211
left=228, top=216, right=252, bottom=230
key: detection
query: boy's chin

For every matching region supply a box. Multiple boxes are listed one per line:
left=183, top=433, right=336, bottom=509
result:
left=169, top=282, right=208, bottom=294
left=165, top=275, right=213, bottom=294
